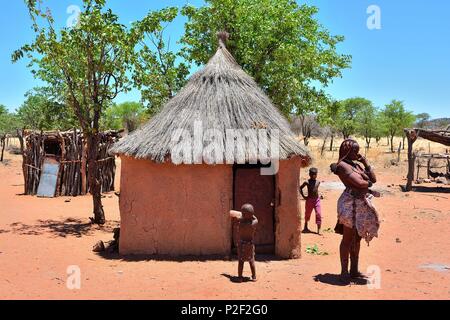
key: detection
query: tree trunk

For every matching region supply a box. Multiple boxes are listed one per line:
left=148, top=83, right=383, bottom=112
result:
left=0, top=135, right=5, bottom=162
left=329, top=134, right=334, bottom=151
left=303, top=136, right=310, bottom=146
left=320, top=134, right=328, bottom=156
left=402, top=135, right=406, bottom=150
left=81, top=141, right=87, bottom=195
left=390, top=136, right=395, bottom=153
left=366, top=137, right=371, bottom=149
left=405, top=134, right=415, bottom=191
left=86, top=133, right=105, bottom=225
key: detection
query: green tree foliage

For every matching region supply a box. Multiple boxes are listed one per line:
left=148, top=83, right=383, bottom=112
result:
left=12, top=0, right=151, bottom=224
left=132, top=7, right=190, bottom=114
left=335, top=98, right=372, bottom=139
left=382, top=100, right=416, bottom=152
left=317, top=100, right=341, bottom=151
left=180, top=0, right=351, bottom=116
left=0, top=106, right=20, bottom=135
left=102, top=101, right=148, bottom=132
left=355, top=102, right=377, bottom=148
left=415, top=113, right=431, bottom=128
left=17, top=88, right=77, bottom=131
left=0, top=105, right=21, bottom=162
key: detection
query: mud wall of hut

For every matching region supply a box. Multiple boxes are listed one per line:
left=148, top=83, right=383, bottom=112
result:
left=119, top=157, right=233, bottom=256
left=119, top=156, right=304, bottom=259
left=275, top=157, right=303, bottom=259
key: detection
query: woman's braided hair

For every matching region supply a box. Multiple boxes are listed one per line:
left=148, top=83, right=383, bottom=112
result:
left=330, top=139, right=359, bottom=174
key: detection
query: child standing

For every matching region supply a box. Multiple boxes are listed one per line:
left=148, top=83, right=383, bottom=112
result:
left=230, top=204, right=258, bottom=282
left=300, top=167, right=322, bottom=235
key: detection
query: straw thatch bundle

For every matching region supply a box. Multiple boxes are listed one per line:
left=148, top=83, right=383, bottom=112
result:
left=111, top=32, right=310, bottom=164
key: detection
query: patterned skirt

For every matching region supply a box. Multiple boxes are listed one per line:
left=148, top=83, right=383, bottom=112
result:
left=337, top=189, right=380, bottom=244
left=238, top=241, right=255, bottom=262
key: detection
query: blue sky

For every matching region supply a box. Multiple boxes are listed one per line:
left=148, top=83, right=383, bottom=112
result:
left=1, top=0, right=449, bottom=118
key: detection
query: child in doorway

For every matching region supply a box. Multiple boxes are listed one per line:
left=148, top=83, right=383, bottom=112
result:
left=300, top=167, right=322, bottom=235
left=229, top=204, right=258, bottom=282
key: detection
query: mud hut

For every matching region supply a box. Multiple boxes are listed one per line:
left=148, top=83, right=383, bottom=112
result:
left=111, top=33, right=311, bottom=259
left=19, top=129, right=120, bottom=197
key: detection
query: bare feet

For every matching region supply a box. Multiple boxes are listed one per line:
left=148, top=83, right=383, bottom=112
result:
left=350, top=271, right=367, bottom=279
left=251, top=276, right=257, bottom=282
left=237, top=276, right=244, bottom=283
left=339, top=272, right=351, bottom=285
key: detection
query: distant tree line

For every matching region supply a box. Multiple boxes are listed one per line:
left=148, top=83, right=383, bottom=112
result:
left=292, top=97, right=432, bottom=153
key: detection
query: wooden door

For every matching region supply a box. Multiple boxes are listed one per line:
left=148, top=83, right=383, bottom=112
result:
left=233, top=167, right=275, bottom=253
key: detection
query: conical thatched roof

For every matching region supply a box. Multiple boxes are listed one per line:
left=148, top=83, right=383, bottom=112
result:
left=111, top=33, right=311, bottom=165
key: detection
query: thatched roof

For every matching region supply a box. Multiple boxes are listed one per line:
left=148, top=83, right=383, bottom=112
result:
left=111, top=33, right=311, bottom=165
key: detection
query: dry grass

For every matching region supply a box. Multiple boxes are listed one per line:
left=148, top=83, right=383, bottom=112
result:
left=303, top=136, right=450, bottom=176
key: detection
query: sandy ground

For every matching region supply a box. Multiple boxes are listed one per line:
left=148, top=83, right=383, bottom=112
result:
left=1, top=148, right=449, bottom=300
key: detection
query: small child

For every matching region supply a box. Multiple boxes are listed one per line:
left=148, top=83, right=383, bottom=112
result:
left=300, top=167, right=322, bottom=235
left=229, top=204, right=258, bottom=282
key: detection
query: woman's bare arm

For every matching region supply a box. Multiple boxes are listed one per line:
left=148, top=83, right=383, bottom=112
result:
left=337, top=163, right=372, bottom=190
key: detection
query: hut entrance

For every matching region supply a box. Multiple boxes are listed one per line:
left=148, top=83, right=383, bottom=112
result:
left=43, top=138, right=61, bottom=157
left=233, top=165, right=275, bottom=254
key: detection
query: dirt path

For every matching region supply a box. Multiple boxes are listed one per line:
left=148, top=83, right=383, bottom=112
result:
left=1, top=153, right=449, bottom=299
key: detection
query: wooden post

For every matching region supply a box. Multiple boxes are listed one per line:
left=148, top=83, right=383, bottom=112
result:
left=81, top=139, right=87, bottom=195
left=405, top=129, right=416, bottom=191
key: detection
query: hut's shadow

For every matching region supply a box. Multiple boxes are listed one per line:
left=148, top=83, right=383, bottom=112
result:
left=9, top=218, right=118, bottom=238
left=96, top=252, right=284, bottom=263
left=313, top=273, right=368, bottom=286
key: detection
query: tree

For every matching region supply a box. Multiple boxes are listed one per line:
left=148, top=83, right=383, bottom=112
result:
left=355, top=102, right=377, bottom=149
left=317, top=100, right=341, bottom=151
left=13, top=0, right=150, bottom=224
left=180, top=0, right=351, bottom=116
left=335, top=98, right=371, bottom=139
left=132, top=7, right=190, bottom=114
left=415, top=113, right=430, bottom=129
left=0, top=106, right=21, bottom=162
left=400, top=107, right=416, bottom=149
left=102, top=101, right=147, bottom=133
left=17, top=87, right=77, bottom=131
left=373, top=112, right=387, bottom=145
left=295, top=113, right=320, bottom=146
left=382, top=100, right=415, bottom=152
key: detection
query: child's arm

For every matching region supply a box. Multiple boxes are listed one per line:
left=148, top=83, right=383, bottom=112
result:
left=229, top=210, right=242, bottom=220
left=299, top=182, right=308, bottom=200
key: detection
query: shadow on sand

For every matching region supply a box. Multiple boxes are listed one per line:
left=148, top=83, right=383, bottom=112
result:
left=313, top=273, right=368, bottom=286
left=401, top=185, right=450, bottom=194
left=9, top=218, right=118, bottom=238
left=96, top=252, right=284, bottom=263
left=221, top=273, right=255, bottom=283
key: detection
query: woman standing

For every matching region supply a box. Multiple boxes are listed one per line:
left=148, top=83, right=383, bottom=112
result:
left=331, top=139, right=380, bottom=282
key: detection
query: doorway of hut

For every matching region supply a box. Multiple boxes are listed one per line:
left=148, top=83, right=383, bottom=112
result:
left=232, top=164, right=276, bottom=255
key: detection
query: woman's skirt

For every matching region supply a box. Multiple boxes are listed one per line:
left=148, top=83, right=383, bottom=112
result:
left=337, top=189, right=380, bottom=244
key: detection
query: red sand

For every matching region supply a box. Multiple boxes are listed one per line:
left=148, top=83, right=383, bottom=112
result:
left=1, top=153, right=449, bottom=299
